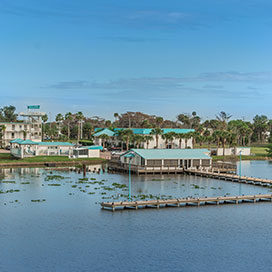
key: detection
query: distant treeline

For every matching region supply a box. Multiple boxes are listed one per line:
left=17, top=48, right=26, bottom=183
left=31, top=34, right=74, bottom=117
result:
left=1, top=106, right=272, bottom=145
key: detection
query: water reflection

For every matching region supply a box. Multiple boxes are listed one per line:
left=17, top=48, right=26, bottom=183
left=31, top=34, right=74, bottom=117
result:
left=1, top=161, right=272, bottom=272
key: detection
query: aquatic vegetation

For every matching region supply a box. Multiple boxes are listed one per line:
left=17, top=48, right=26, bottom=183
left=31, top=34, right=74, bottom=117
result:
left=31, top=199, right=46, bottom=202
left=0, top=180, right=16, bottom=184
left=102, top=196, right=111, bottom=199
left=45, top=175, right=66, bottom=181
left=5, top=189, right=20, bottom=193
left=48, top=184, right=61, bottom=186
left=85, top=185, right=90, bottom=188
left=101, top=192, right=107, bottom=195
left=112, top=183, right=127, bottom=189
left=21, top=182, right=30, bottom=185
left=78, top=178, right=88, bottom=181
left=80, top=189, right=86, bottom=193
left=191, top=184, right=200, bottom=189
left=71, top=185, right=77, bottom=188
left=90, top=178, right=96, bottom=180
left=88, top=192, right=95, bottom=195
left=211, top=187, right=217, bottom=190
left=101, top=186, right=114, bottom=191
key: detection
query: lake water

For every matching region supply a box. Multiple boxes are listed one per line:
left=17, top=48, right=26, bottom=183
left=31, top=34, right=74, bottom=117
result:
left=1, top=160, right=272, bottom=272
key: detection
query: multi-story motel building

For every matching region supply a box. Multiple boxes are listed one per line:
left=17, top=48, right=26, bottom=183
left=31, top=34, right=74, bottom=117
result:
left=0, top=106, right=44, bottom=147
left=0, top=122, right=42, bottom=147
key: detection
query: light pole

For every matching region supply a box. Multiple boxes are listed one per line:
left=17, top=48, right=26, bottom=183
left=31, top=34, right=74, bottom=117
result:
left=124, top=152, right=135, bottom=201
left=239, top=150, right=242, bottom=195
left=239, top=150, right=242, bottom=178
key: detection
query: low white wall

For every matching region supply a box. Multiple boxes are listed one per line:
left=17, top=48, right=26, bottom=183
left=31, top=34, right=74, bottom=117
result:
left=217, top=147, right=251, bottom=156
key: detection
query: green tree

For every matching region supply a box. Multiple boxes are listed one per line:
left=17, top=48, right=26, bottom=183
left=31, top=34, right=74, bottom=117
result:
left=83, top=122, right=93, bottom=139
left=253, top=115, right=268, bottom=143
left=117, top=129, right=134, bottom=150
left=0, top=105, right=17, bottom=122
left=150, top=128, right=163, bottom=148
left=144, top=135, right=153, bottom=149
left=76, top=112, right=84, bottom=143
left=266, top=144, right=272, bottom=158
left=216, top=111, right=232, bottom=130
left=176, top=133, right=186, bottom=148
left=162, top=132, right=176, bottom=148
left=64, top=112, right=73, bottom=140
left=99, top=134, right=110, bottom=148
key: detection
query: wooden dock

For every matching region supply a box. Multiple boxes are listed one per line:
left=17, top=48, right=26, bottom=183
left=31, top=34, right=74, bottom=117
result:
left=108, top=161, right=236, bottom=175
left=101, top=193, right=272, bottom=211
left=185, top=170, right=272, bottom=187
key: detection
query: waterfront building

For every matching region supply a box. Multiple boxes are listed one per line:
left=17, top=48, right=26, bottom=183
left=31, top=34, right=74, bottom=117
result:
left=0, top=105, right=45, bottom=147
left=120, top=148, right=212, bottom=170
left=10, top=139, right=75, bottom=158
left=211, top=147, right=251, bottom=156
left=72, top=145, right=103, bottom=159
left=93, top=128, right=194, bottom=149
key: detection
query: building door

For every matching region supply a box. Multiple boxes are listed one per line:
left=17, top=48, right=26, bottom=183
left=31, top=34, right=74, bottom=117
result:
left=184, top=160, right=188, bottom=169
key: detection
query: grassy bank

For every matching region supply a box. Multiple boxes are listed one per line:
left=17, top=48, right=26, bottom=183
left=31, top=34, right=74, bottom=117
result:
left=212, top=146, right=270, bottom=161
left=0, top=153, right=106, bottom=165
left=212, top=155, right=270, bottom=161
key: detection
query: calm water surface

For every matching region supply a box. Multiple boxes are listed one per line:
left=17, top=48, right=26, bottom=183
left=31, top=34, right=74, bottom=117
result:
left=1, top=160, right=272, bottom=272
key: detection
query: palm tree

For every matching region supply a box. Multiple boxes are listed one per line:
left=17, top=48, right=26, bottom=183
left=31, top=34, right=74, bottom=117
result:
left=41, top=114, right=48, bottom=141
left=114, top=113, right=119, bottom=122
left=75, top=112, right=84, bottom=143
left=150, top=128, right=163, bottom=148
left=213, top=130, right=222, bottom=152
left=175, top=133, right=185, bottom=148
left=144, top=135, right=153, bottom=149
left=220, top=130, right=230, bottom=156
left=183, top=133, right=192, bottom=148
left=216, top=111, right=232, bottom=130
left=99, top=134, right=110, bottom=148
left=155, top=117, right=164, bottom=128
left=65, top=112, right=73, bottom=140
left=162, top=132, right=175, bottom=149
left=133, top=135, right=144, bottom=148
left=118, top=129, right=133, bottom=150
left=55, top=113, right=64, bottom=138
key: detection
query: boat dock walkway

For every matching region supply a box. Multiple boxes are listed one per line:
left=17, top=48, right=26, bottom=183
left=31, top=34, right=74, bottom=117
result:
left=185, top=170, right=272, bottom=187
left=101, top=193, right=272, bottom=211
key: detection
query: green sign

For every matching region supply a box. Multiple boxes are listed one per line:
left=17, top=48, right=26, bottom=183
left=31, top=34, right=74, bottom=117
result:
left=27, top=105, right=40, bottom=109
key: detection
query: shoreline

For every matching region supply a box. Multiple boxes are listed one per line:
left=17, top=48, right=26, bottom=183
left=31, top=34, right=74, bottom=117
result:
left=212, top=156, right=271, bottom=161
left=0, top=158, right=106, bottom=168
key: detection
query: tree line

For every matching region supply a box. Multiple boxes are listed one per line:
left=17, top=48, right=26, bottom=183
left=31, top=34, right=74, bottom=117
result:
left=1, top=105, right=272, bottom=147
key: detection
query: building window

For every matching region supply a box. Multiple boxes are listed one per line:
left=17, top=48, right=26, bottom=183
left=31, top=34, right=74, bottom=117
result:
left=193, top=159, right=201, bottom=167
left=12, top=125, right=15, bottom=130
left=141, top=157, right=145, bottom=166
left=24, top=125, right=27, bottom=130
left=164, top=159, right=178, bottom=167
left=202, top=159, right=211, bottom=166
left=147, top=160, right=162, bottom=167
left=11, top=133, right=15, bottom=138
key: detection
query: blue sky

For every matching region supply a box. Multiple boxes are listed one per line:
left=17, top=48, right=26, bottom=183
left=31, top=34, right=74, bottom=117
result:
left=1, top=0, right=272, bottom=121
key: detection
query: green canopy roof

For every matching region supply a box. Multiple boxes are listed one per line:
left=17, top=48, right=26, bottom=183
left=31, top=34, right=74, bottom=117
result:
left=93, top=128, right=115, bottom=137
left=121, top=149, right=211, bottom=160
